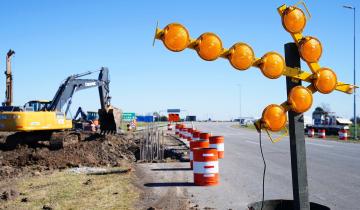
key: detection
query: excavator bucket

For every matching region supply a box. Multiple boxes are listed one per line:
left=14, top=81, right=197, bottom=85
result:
left=98, top=107, right=122, bottom=134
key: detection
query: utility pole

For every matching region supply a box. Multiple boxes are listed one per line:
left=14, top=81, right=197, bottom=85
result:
left=343, top=5, right=357, bottom=139
left=238, top=84, right=242, bottom=120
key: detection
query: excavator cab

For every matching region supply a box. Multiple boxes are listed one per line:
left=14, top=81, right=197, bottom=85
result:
left=23, top=100, right=51, bottom=112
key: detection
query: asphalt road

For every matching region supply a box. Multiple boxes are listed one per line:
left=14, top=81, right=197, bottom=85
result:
left=181, top=122, right=360, bottom=210
left=139, top=122, right=360, bottom=210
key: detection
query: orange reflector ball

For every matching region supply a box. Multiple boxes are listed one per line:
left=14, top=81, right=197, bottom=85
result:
left=162, top=23, right=190, bottom=52
left=313, top=68, right=338, bottom=94
left=282, top=6, right=306, bottom=33
left=196, top=32, right=223, bottom=61
left=262, top=104, right=287, bottom=132
left=260, top=52, right=285, bottom=79
left=228, top=43, right=255, bottom=70
left=299, top=36, right=322, bottom=63
left=288, top=86, right=313, bottom=113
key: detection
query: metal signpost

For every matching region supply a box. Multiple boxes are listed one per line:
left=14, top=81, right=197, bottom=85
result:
left=285, top=43, right=310, bottom=210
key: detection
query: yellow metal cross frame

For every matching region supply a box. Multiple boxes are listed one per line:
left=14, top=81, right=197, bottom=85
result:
left=154, top=2, right=356, bottom=138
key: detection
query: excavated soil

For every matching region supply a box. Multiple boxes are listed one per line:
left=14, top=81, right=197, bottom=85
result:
left=0, top=132, right=140, bottom=179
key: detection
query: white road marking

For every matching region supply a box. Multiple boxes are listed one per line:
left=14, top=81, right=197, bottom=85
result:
left=306, top=142, right=333, bottom=148
left=245, top=140, right=259, bottom=145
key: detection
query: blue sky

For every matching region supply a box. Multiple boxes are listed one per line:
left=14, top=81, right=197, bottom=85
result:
left=0, top=0, right=359, bottom=120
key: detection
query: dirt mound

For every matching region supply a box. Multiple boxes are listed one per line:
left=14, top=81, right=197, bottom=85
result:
left=0, top=132, right=140, bottom=179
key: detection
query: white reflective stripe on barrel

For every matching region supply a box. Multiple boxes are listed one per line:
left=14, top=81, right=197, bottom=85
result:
left=193, top=161, right=219, bottom=174
left=339, top=131, right=344, bottom=138
left=190, top=151, right=193, bottom=161
left=210, top=143, right=224, bottom=151
left=192, top=137, right=199, bottom=140
left=202, top=153, right=214, bottom=157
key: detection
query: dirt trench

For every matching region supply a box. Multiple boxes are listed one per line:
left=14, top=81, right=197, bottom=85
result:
left=0, top=132, right=141, bottom=179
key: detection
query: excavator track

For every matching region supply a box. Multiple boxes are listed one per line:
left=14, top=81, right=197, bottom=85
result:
left=49, top=131, right=82, bottom=150
left=4, top=130, right=81, bottom=151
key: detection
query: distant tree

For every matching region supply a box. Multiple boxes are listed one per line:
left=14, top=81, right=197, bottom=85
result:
left=160, top=116, right=168, bottom=122
left=153, top=112, right=160, bottom=122
left=350, top=117, right=360, bottom=124
left=320, top=103, right=331, bottom=113
left=314, top=107, right=324, bottom=113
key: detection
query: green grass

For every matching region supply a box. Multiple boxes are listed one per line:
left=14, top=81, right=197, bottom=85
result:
left=0, top=168, right=139, bottom=210
left=231, top=124, right=257, bottom=130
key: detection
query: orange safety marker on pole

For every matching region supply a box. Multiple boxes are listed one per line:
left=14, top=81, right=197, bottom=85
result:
left=209, top=136, right=224, bottom=159
left=193, top=148, right=219, bottom=186
left=190, top=140, right=209, bottom=169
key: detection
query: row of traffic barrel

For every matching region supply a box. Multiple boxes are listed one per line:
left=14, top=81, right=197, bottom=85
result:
left=307, top=128, right=348, bottom=140
left=174, top=124, right=224, bottom=186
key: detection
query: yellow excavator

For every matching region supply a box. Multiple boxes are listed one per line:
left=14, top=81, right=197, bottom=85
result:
left=0, top=50, right=121, bottom=149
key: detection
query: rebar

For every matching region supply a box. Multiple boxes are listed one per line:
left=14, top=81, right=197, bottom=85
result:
left=139, top=122, right=165, bottom=162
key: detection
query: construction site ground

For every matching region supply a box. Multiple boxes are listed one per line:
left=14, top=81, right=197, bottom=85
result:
left=0, top=129, right=192, bottom=210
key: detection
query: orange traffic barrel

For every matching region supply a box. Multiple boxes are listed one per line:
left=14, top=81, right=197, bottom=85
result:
left=167, top=123, right=173, bottom=131
left=180, top=127, right=187, bottom=139
left=200, top=133, right=210, bottom=141
left=190, top=140, right=209, bottom=169
left=307, top=128, right=315, bottom=137
left=193, top=148, right=219, bottom=186
left=175, top=124, right=180, bottom=136
left=318, top=129, right=326, bottom=139
left=192, top=131, right=201, bottom=140
left=183, top=128, right=189, bottom=140
left=338, top=129, right=348, bottom=140
left=178, top=124, right=184, bottom=138
left=187, top=128, right=194, bottom=141
left=209, top=136, right=224, bottom=159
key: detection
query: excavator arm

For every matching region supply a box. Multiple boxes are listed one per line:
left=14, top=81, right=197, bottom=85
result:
left=48, top=67, right=121, bottom=134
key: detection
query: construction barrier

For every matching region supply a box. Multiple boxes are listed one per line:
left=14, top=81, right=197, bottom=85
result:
left=307, top=128, right=315, bottom=137
left=200, top=133, right=210, bottom=141
left=318, top=129, right=326, bottom=139
left=192, top=131, right=200, bottom=140
left=175, top=124, right=180, bottom=135
left=167, top=123, right=173, bottom=131
left=193, top=148, right=219, bottom=186
left=187, top=128, right=194, bottom=141
left=209, top=136, right=224, bottom=159
left=190, top=140, right=209, bottom=169
left=181, top=128, right=188, bottom=139
left=338, top=129, right=348, bottom=140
